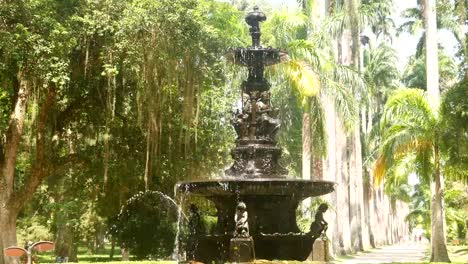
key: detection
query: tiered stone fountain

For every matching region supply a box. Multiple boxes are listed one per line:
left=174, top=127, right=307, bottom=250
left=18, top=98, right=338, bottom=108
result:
left=176, top=6, right=334, bottom=262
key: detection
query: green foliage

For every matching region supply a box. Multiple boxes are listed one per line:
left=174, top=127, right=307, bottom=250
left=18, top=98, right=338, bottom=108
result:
left=111, top=191, right=177, bottom=260
left=374, top=88, right=436, bottom=185
left=262, top=6, right=364, bottom=169
left=405, top=184, right=431, bottom=238
left=444, top=181, right=468, bottom=240
left=1, top=0, right=243, bottom=260
left=440, top=79, right=468, bottom=182
left=406, top=181, right=468, bottom=242
left=17, top=216, right=53, bottom=246
left=363, top=43, right=399, bottom=102
left=403, top=51, right=459, bottom=92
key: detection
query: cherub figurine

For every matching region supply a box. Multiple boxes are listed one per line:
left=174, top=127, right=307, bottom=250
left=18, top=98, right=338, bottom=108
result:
left=308, top=203, right=329, bottom=239
left=234, top=202, right=249, bottom=237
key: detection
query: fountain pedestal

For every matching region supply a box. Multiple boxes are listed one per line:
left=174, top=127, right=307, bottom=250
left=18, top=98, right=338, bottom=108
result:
left=310, top=237, right=330, bottom=262
left=229, top=237, right=255, bottom=263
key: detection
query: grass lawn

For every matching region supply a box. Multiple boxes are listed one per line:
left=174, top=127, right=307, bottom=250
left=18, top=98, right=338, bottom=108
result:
left=33, top=244, right=467, bottom=264
left=35, top=245, right=175, bottom=263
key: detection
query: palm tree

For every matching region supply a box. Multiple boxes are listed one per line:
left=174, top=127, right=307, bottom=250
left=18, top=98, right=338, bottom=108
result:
left=423, top=0, right=449, bottom=260
left=439, top=79, right=468, bottom=183
left=374, top=88, right=451, bottom=262
left=262, top=5, right=365, bottom=254
left=398, top=0, right=465, bottom=59
left=263, top=7, right=363, bottom=179
left=325, top=0, right=396, bottom=252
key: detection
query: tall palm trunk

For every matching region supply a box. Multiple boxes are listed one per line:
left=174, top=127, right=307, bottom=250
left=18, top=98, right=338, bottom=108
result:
left=302, top=109, right=312, bottom=182
left=430, top=143, right=450, bottom=262
left=346, top=0, right=367, bottom=252
left=423, top=0, right=450, bottom=261
left=424, top=0, right=440, bottom=110
left=334, top=26, right=353, bottom=255
left=336, top=112, right=352, bottom=254
left=301, top=109, right=312, bottom=215
left=323, top=96, right=338, bottom=252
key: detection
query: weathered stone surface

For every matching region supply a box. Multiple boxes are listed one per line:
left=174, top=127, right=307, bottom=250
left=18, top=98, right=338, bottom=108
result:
left=229, top=237, right=255, bottom=263
left=310, top=237, right=330, bottom=262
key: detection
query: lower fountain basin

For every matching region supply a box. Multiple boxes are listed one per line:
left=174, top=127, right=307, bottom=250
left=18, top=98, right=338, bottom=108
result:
left=194, top=233, right=314, bottom=262
left=176, top=179, right=335, bottom=262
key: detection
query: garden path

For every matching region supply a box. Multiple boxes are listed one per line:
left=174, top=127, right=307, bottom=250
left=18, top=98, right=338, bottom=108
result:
left=334, top=243, right=428, bottom=263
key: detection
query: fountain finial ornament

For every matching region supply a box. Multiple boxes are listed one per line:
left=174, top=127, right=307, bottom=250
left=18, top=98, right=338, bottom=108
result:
left=245, top=6, right=266, bottom=48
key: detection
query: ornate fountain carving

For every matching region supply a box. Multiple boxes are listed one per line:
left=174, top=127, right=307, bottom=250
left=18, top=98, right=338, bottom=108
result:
left=226, top=6, right=287, bottom=179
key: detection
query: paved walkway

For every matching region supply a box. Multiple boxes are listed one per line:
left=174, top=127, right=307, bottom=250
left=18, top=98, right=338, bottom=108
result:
left=334, top=243, right=428, bottom=263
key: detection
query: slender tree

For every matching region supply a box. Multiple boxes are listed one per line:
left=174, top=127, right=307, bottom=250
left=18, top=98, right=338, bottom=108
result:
left=423, top=0, right=450, bottom=261
left=374, top=88, right=451, bottom=262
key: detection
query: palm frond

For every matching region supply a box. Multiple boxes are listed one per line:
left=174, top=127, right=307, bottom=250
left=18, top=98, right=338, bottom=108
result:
left=373, top=88, right=438, bottom=187
left=263, top=11, right=308, bottom=48
left=321, top=76, right=358, bottom=130
left=283, top=60, right=321, bottom=98
left=373, top=155, right=387, bottom=186
left=287, top=39, right=322, bottom=71
left=381, top=88, right=435, bottom=130
left=308, top=95, right=327, bottom=156
left=364, top=43, right=400, bottom=99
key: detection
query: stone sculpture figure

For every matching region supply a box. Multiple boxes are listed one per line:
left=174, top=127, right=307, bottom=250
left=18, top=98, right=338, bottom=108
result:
left=308, top=203, right=328, bottom=239
left=256, top=92, right=280, bottom=140
left=234, top=202, right=249, bottom=237
left=232, top=110, right=249, bottom=139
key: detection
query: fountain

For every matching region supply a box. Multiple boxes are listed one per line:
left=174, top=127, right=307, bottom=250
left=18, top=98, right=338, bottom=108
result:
left=176, top=6, right=335, bottom=262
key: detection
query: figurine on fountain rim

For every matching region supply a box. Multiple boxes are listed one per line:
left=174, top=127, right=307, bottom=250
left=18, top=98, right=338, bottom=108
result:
left=234, top=202, right=249, bottom=237
left=308, top=203, right=329, bottom=239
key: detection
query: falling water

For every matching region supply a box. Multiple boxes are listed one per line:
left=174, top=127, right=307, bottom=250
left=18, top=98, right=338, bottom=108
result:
left=152, top=190, right=185, bottom=215
left=172, top=185, right=187, bottom=262
left=121, top=190, right=185, bottom=217
left=218, top=181, right=229, bottom=191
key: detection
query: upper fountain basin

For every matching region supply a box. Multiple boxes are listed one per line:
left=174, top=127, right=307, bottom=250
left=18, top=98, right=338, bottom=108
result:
left=224, top=47, right=288, bottom=67
left=176, top=178, right=335, bottom=198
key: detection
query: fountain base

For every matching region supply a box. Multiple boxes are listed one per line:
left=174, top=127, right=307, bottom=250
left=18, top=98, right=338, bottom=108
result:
left=177, top=179, right=334, bottom=262
left=229, top=237, right=255, bottom=262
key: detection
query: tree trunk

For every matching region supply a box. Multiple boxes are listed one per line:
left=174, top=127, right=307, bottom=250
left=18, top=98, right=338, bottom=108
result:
left=302, top=110, right=312, bottom=215
left=323, top=96, right=339, bottom=254
left=109, top=237, right=116, bottom=260
left=0, top=208, right=19, bottom=264
left=0, top=72, right=29, bottom=264
left=55, top=220, right=77, bottom=262
left=424, top=0, right=450, bottom=261
left=121, top=246, right=129, bottom=261
left=423, top=0, right=440, bottom=109
left=349, top=124, right=363, bottom=252
left=302, top=111, right=311, bottom=181
left=430, top=144, right=450, bottom=262
left=362, top=169, right=373, bottom=248
left=336, top=114, right=352, bottom=254
left=367, top=183, right=376, bottom=248
left=346, top=0, right=365, bottom=252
